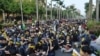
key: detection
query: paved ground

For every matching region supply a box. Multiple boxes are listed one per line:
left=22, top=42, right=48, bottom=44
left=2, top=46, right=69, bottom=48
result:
left=55, top=48, right=80, bottom=56
left=55, top=49, right=72, bottom=56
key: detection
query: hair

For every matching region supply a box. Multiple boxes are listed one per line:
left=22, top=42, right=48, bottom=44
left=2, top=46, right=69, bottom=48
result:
left=81, top=46, right=92, bottom=54
left=81, top=40, right=90, bottom=46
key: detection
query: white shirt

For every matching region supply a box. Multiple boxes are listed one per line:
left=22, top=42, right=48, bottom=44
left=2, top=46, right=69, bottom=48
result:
left=78, top=25, right=82, bottom=32
left=90, top=53, right=96, bottom=56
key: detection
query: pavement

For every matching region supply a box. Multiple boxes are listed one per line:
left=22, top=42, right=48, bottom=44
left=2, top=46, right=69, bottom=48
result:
left=55, top=48, right=80, bottom=56
left=55, top=49, right=72, bottom=56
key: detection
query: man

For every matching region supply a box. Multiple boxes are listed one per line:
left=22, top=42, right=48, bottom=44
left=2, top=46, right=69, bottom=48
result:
left=90, top=35, right=100, bottom=50
left=5, top=41, right=17, bottom=56
left=0, top=37, right=7, bottom=56
left=80, top=46, right=96, bottom=56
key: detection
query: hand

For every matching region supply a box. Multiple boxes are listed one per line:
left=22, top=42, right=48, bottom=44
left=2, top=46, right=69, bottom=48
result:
left=5, top=51, right=10, bottom=54
left=45, top=52, right=48, bottom=56
left=16, top=54, right=22, bottom=56
left=50, top=47, right=54, bottom=50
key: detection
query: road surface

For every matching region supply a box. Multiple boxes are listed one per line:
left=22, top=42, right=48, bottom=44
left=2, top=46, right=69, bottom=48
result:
left=55, top=49, right=72, bottom=56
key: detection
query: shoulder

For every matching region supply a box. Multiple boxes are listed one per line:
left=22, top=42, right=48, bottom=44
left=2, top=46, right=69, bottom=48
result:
left=91, top=53, right=96, bottom=56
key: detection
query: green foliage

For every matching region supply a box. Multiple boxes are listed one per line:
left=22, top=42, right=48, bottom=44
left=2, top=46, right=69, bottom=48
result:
left=0, top=0, right=9, bottom=10
left=85, top=3, right=89, bottom=14
left=0, top=0, right=36, bottom=14
left=52, top=0, right=60, bottom=1
left=58, top=1, right=63, bottom=5
left=39, top=6, right=45, bottom=15
left=92, top=4, right=100, bottom=19
left=0, top=0, right=20, bottom=13
left=7, top=1, right=20, bottom=13
left=87, top=20, right=100, bottom=29
left=0, top=24, right=3, bottom=29
left=65, top=5, right=81, bottom=18
left=87, top=20, right=96, bottom=28
left=22, top=0, right=36, bottom=14
left=87, top=20, right=100, bottom=36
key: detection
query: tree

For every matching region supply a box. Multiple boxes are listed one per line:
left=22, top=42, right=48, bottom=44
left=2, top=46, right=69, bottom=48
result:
left=0, top=0, right=48, bottom=22
left=65, top=5, right=81, bottom=19
left=22, top=0, right=36, bottom=15
left=0, top=0, right=20, bottom=22
left=45, top=0, right=47, bottom=20
left=0, top=0, right=21, bottom=14
left=52, top=0, right=60, bottom=19
left=85, top=3, right=89, bottom=19
left=0, top=0, right=12, bottom=11
left=61, top=5, right=65, bottom=19
left=57, top=0, right=63, bottom=19
left=96, top=0, right=100, bottom=21
left=66, top=7, right=73, bottom=19
left=38, top=0, right=46, bottom=20
left=84, top=0, right=93, bottom=19
left=88, top=0, right=93, bottom=19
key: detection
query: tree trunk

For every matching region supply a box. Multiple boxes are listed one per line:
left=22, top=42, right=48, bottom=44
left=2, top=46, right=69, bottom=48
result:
left=96, top=0, right=99, bottom=21
left=20, top=0, right=24, bottom=25
left=59, top=6, right=60, bottom=20
left=46, top=0, right=47, bottom=20
left=57, top=3, right=59, bottom=19
left=7, top=13, right=10, bottom=23
left=2, top=11, right=5, bottom=24
left=51, top=0, right=52, bottom=20
left=88, top=0, right=93, bottom=19
left=36, top=0, right=39, bottom=21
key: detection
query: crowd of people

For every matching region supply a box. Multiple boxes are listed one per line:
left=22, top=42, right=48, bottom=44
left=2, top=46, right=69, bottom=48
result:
left=0, top=19, right=99, bottom=56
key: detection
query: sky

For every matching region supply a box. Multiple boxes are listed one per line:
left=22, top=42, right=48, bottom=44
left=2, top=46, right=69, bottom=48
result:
left=47, top=0, right=96, bottom=16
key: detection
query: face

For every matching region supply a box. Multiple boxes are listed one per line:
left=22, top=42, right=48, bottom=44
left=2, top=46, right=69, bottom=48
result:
left=26, top=31, right=29, bottom=35
left=67, top=36, right=70, bottom=40
left=21, top=37, right=25, bottom=40
left=2, top=40, right=7, bottom=44
left=80, top=49, right=88, bottom=56
left=0, top=40, right=2, bottom=43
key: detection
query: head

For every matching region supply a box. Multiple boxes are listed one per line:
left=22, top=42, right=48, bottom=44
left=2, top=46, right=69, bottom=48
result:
left=66, top=35, right=71, bottom=41
left=15, top=42, right=21, bottom=47
left=80, top=46, right=92, bottom=56
left=81, top=40, right=90, bottom=47
left=8, top=41, right=14, bottom=46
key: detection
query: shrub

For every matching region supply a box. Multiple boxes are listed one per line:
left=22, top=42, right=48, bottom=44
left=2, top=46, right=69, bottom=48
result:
left=87, top=20, right=100, bottom=36
left=0, top=24, right=3, bottom=29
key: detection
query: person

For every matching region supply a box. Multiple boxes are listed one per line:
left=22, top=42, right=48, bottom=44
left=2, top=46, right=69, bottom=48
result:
left=61, top=35, right=73, bottom=52
left=26, top=42, right=36, bottom=56
left=58, top=34, right=66, bottom=48
left=0, top=37, right=7, bottom=56
left=80, top=46, right=96, bottom=56
left=41, top=38, right=49, bottom=56
left=5, top=41, right=17, bottom=56
left=15, top=42, right=27, bottom=56
left=90, top=35, right=100, bottom=51
left=48, top=38, right=55, bottom=56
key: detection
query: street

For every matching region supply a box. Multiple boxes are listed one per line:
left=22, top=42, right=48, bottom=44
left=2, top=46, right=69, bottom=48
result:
left=55, top=49, right=72, bottom=56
